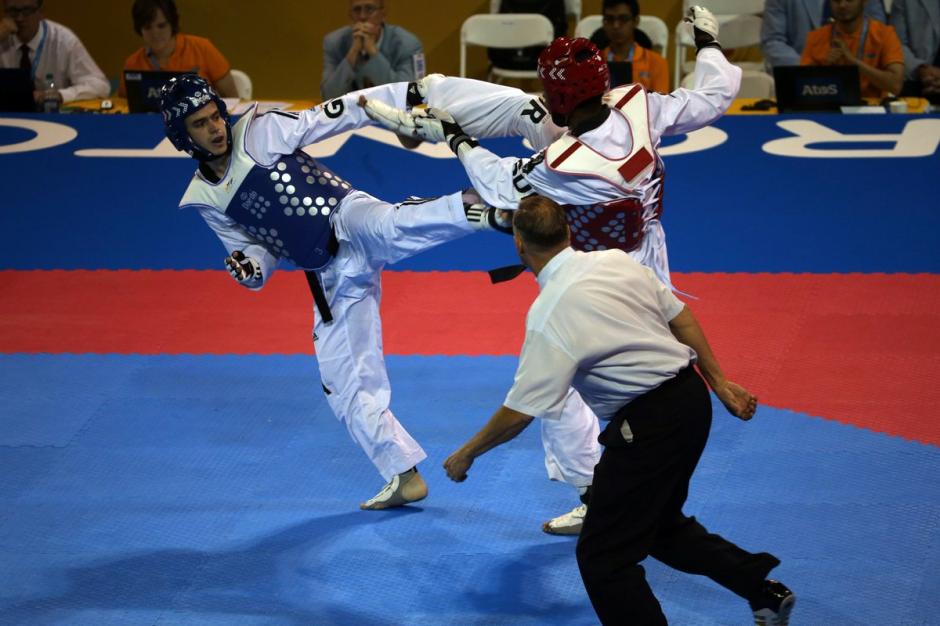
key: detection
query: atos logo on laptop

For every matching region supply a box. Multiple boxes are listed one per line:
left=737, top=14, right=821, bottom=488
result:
left=802, top=84, right=838, bottom=96
left=794, top=75, right=845, bottom=101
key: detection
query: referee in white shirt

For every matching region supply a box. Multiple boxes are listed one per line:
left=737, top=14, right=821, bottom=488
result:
left=443, top=196, right=795, bottom=625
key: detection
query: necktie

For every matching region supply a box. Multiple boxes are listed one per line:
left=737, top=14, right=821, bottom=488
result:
left=821, top=0, right=832, bottom=24
left=19, top=44, right=31, bottom=75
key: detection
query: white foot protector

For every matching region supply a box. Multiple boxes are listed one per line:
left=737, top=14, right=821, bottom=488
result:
left=542, top=503, right=587, bottom=535
left=360, top=468, right=429, bottom=510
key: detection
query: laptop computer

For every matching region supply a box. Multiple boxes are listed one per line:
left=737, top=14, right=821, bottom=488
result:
left=0, top=68, right=35, bottom=112
left=607, top=61, right=633, bottom=89
left=773, top=65, right=863, bottom=112
left=124, top=69, right=193, bottom=113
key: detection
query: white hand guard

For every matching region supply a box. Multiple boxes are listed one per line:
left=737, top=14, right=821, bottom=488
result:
left=462, top=188, right=513, bottom=235
left=360, top=98, right=478, bottom=156
left=685, top=5, right=721, bottom=50
left=224, top=250, right=262, bottom=284
left=359, top=97, right=445, bottom=141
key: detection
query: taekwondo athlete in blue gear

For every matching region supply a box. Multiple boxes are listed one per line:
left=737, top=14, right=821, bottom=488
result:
left=160, top=74, right=509, bottom=510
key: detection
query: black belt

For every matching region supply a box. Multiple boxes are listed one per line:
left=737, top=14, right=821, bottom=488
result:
left=304, top=228, right=340, bottom=324
left=488, top=263, right=527, bottom=284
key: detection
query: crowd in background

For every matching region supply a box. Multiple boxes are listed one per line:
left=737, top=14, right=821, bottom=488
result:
left=1, top=0, right=938, bottom=108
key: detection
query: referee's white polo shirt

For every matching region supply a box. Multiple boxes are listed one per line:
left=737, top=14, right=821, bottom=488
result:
left=504, top=248, right=695, bottom=421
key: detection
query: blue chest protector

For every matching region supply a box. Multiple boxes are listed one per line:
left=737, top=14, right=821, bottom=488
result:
left=179, top=109, right=353, bottom=271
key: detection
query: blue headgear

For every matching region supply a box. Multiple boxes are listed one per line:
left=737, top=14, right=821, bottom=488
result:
left=160, top=74, right=231, bottom=161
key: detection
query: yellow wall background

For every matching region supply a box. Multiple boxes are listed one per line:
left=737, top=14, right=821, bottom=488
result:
left=29, top=0, right=688, bottom=100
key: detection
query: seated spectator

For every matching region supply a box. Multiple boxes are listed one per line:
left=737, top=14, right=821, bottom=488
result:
left=890, top=0, right=940, bottom=99
left=596, top=0, right=668, bottom=93
left=590, top=25, right=654, bottom=55
left=321, top=0, right=423, bottom=100
left=0, top=0, right=110, bottom=105
left=762, top=0, right=886, bottom=68
left=120, top=0, right=237, bottom=98
left=800, top=0, right=903, bottom=98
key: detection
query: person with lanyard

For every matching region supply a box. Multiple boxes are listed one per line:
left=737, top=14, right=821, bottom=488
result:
left=321, top=0, right=425, bottom=100
left=359, top=6, right=741, bottom=538
left=120, top=0, right=238, bottom=98
left=801, top=0, right=904, bottom=98
left=599, top=0, right=669, bottom=93
left=158, top=74, right=511, bottom=511
left=761, top=0, right=886, bottom=69
left=0, top=0, right=109, bottom=105
left=439, top=194, right=794, bottom=626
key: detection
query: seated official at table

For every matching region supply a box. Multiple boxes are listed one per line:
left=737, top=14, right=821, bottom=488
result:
left=119, top=0, right=237, bottom=98
left=0, top=0, right=110, bottom=106
left=597, top=0, right=669, bottom=93
left=799, top=0, right=903, bottom=98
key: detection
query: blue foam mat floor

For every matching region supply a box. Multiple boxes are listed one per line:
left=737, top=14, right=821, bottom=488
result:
left=1, top=354, right=938, bottom=625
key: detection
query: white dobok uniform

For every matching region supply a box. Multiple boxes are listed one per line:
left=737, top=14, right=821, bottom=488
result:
left=419, top=48, right=742, bottom=488
left=178, top=83, right=476, bottom=481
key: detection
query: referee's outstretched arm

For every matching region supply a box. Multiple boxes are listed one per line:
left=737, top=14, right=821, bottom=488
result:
left=668, top=306, right=758, bottom=421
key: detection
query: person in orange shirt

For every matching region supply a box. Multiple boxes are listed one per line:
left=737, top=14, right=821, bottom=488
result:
left=800, top=0, right=904, bottom=98
left=598, top=0, right=669, bottom=94
left=119, top=0, right=237, bottom=98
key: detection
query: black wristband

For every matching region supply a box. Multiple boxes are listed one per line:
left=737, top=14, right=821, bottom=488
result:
left=406, top=82, right=423, bottom=106
left=696, top=42, right=723, bottom=52
left=442, top=119, right=478, bottom=155
left=448, top=133, right=479, bottom=155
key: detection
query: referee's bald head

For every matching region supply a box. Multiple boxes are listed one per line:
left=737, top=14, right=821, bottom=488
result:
left=513, top=195, right=571, bottom=252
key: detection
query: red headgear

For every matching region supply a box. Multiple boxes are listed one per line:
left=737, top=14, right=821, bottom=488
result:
left=537, top=37, right=610, bottom=117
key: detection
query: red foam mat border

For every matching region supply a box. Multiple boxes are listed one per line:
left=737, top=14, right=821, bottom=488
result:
left=3, top=270, right=938, bottom=445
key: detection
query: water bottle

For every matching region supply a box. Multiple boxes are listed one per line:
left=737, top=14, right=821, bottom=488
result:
left=42, top=73, right=59, bottom=113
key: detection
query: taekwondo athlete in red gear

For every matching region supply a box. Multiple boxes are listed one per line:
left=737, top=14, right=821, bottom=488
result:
left=359, top=5, right=741, bottom=534
left=160, top=74, right=509, bottom=511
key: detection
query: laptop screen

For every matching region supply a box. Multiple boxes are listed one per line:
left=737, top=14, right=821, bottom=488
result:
left=0, top=68, right=35, bottom=113
left=773, top=65, right=863, bottom=112
left=124, top=70, right=193, bottom=114
left=607, top=62, right=633, bottom=89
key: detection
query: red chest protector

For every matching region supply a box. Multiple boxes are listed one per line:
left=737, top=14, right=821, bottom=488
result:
left=544, top=84, right=664, bottom=253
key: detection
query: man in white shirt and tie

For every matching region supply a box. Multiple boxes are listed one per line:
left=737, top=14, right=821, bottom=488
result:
left=442, top=196, right=795, bottom=625
left=0, top=0, right=110, bottom=106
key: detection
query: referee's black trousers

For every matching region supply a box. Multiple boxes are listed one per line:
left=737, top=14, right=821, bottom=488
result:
left=576, top=366, right=780, bottom=625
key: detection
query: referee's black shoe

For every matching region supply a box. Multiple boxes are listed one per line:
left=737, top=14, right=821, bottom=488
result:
left=750, top=579, right=795, bottom=625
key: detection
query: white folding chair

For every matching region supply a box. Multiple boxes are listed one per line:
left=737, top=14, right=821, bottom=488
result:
left=460, top=13, right=556, bottom=81
left=736, top=69, right=775, bottom=98
left=230, top=69, right=252, bottom=100
left=717, top=14, right=765, bottom=71
left=639, top=15, right=669, bottom=58
left=575, top=14, right=602, bottom=39
left=681, top=67, right=774, bottom=98
left=491, top=0, right=582, bottom=21
left=564, top=0, right=582, bottom=22
left=673, top=14, right=764, bottom=88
